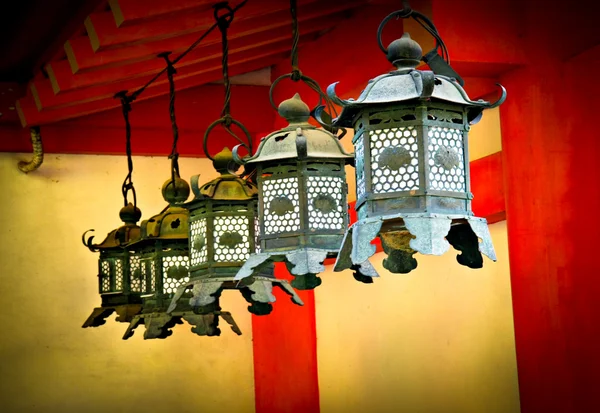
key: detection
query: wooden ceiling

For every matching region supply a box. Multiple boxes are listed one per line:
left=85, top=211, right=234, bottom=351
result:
left=2, top=0, right=368, bottom=128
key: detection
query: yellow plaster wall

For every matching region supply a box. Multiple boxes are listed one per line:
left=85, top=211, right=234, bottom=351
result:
left=0, top=153, right=255, bottom=413
left=315, top=221, right=519, bottom=413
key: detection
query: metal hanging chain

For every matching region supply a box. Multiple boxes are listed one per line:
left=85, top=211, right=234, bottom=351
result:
left=203, top=2, right=253, bottom=162
left=158, top=52, right=181, bottom=188
left=114, top=91, right=137, bottom=208
left=268, top=0, right=344, bottom=138
left=377, top=0, right=450, bottom=64
left=123, top=0, right=248, bottom=103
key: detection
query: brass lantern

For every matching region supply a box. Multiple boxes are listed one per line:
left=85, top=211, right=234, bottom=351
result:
left=325, top=33, right=506, bottom=280
left=167, top=148, right=303, bottom=316
left=82, top=203, right=144, bottom=327
left=232, top=94, right=354, bottom=289
left=122, top=177, right=242, bottom=339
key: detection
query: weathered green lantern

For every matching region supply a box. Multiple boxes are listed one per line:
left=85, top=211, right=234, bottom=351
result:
left=232, top=94, right=354, bottom=289
left=325, top=31, right=506, bottom=281
left=82, top=203, right=144, bottom=327
left=122, top=177, right=242, bottom=339
left=167, top=148, right=303, bottom=316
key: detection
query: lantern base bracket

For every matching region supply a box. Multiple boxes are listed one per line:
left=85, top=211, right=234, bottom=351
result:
left=82, top=304, right=142, bottom=328
left=334, top=213, right=496, bottom=280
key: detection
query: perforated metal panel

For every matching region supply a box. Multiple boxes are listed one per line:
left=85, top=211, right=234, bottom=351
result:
left=254, top=217, right=261, bottom=253
left=141, top=258, right=155, bottom=293
left=129, top=255, right=142, bottom=293
left=100, top=259, right=110, bottom=293
left=262, top=177, right=301, bottom=235
left=355, top=136, right=366, bottom=200
left=214, top=216, right=250, bottom=262
left=162, top=255, right=189, bottom=294
left=307, top=176, right=345, bottom=230
left=427, top=126, right=465, bottom=192
left=149, top=260, right=156, bottom=293
left=190, top=218, right=208, bottom=266
left=370, top=126, right=419, bottom=193
left=114, top=258, right=124, bottom=292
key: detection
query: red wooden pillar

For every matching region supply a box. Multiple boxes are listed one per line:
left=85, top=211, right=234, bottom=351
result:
left=499, top=3, right=600, bottom=412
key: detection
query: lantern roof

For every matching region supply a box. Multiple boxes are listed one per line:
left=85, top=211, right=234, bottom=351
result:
left=326, top=33, right=506, bottom=127
left=190, top=148, right=257, bottom=202
left=84, top=203, right=142, bottom=251
left=139, top=205, right=189, bottom=241
left=234, top=94, right=353, bottom=165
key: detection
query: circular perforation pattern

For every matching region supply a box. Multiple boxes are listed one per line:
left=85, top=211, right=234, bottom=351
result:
left=214, top=215, right=250, bottom=263
left=190, top=218, right=208, bottom=266
left=307, top=176, right=345, bottom=230
left=162, top=255, right=189, bottom=294
left=129, top=255, right=142, bottom=293
left=254, top=217, right=261, bottom=253
left=100, top=259, right=110, bottom=293
left=262, top=177, right=301, bottom=235
left=427, top=126, right=465, bottom=192
left=354, top=136, right=366, bottom=200
left=370, top=127, right=420, bottom=193
left=141, top=258, right=155, bottom=293
left=114, top=258, right=124, bottom=292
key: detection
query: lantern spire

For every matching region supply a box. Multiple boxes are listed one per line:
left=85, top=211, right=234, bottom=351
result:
left=387, top=33, right=422, bottom=71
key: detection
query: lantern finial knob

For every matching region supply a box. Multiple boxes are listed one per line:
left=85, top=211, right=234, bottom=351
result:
left=213, top=147, right=240, bottom=175
left=161, top=176, right=190, bottom=204
left=278, top=93, right=310, bottom=124
left=387, top=32, right=422, bottom=71
left=119, top=202, right=142, bottom=224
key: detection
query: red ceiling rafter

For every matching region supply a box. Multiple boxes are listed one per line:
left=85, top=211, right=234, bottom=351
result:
left=108, top=0, right=217, bottom=27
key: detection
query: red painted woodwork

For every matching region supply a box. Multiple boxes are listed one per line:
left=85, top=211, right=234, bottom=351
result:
left=87, top=0, right=318, bottom=51
left=498, top=2, right=600, bottom=412
left=108, top=0, right=216, bottom=27
left=252, top=264, right=320, bottom=413
left=67, top=0, right=362, bottom=74
left=470, top=152, right=505, bottom=224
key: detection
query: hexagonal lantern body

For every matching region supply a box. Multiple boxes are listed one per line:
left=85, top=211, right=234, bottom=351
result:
left=166, top=149, right=303, bottom=317
left=121, top=177, right=243, bottom=339
left=327, top=33, right=506, bottom=280
left=82, top=203, right=144, bottom=328
left=232, top=94, right=354, bottom=289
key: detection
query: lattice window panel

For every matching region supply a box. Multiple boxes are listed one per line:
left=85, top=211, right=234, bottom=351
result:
left=190, top=218, right=208, bottom=266
left=100, top=259, right=111, bottom=293
left=370, top=126, right=420, bottom=193
left=355, top=136, right=366, bottom=200
left=129, top=255, right=142, bottom=293
left=427, top=126, right=465, bottom=192
left=162, top=255, right=189, bottom=295
left=214, top=216, right=250, bottom=262
left=307, top=176, right=345, bottom=230
left=114, top=258, right=124, bottom=292
left=254, top=217, right=261, bottom=253
left=141, top=258, right=155, bottom=293
left=262, top=177, right=301, bottom=235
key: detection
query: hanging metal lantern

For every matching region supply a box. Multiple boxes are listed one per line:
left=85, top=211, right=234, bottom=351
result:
left=82, top=203, right=144, bottom=327
left=322, top=29, right=506, bottom=281
left=231, top=94, right=354, bottom=289
left=166, top=148, right=303, bottom=315
left=120, top=176, right=242, bottom=339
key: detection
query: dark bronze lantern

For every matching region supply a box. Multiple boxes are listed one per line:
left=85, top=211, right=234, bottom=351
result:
left=324, top=31, right=506, bottom=281
left=82, top=203, right=144, bottom=327
left=166, top=148, right=303, bottom=316
left=122, top=177, right=242, bottom=339
left=232, top=94, right=354, bottom=289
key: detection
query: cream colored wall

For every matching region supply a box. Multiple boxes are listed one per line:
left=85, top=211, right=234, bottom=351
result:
left=0, top=153, right=255, bottom=413
left=316, top=222, right=519, bottom=413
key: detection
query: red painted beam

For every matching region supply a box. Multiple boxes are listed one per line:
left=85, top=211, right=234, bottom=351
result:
left=87, top=0, right=319, bottom=51
left=6, top=84, right=275, bottom=156
left=65, top=0, right=362, bottom=74
left=108, top=0, right=216, bottom=27
left=470, top=152, right=505, bottom=223
left=47, top=19, right=331, bottom=94
left=18, top=51, right=287, bottom=126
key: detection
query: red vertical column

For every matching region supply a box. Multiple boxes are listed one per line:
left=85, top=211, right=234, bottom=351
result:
left=251, top=264, right=320, bottom=413
left=499, top=6, right=600, bottom=412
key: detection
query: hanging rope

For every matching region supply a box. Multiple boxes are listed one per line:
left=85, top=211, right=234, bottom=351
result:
left=114, top=91, right=137, bottom=208
left=202, top=2, right=253, bottom=162
left=268, top=0, right=344, bottom=138
left=158, top=52, right=181, bottom=189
